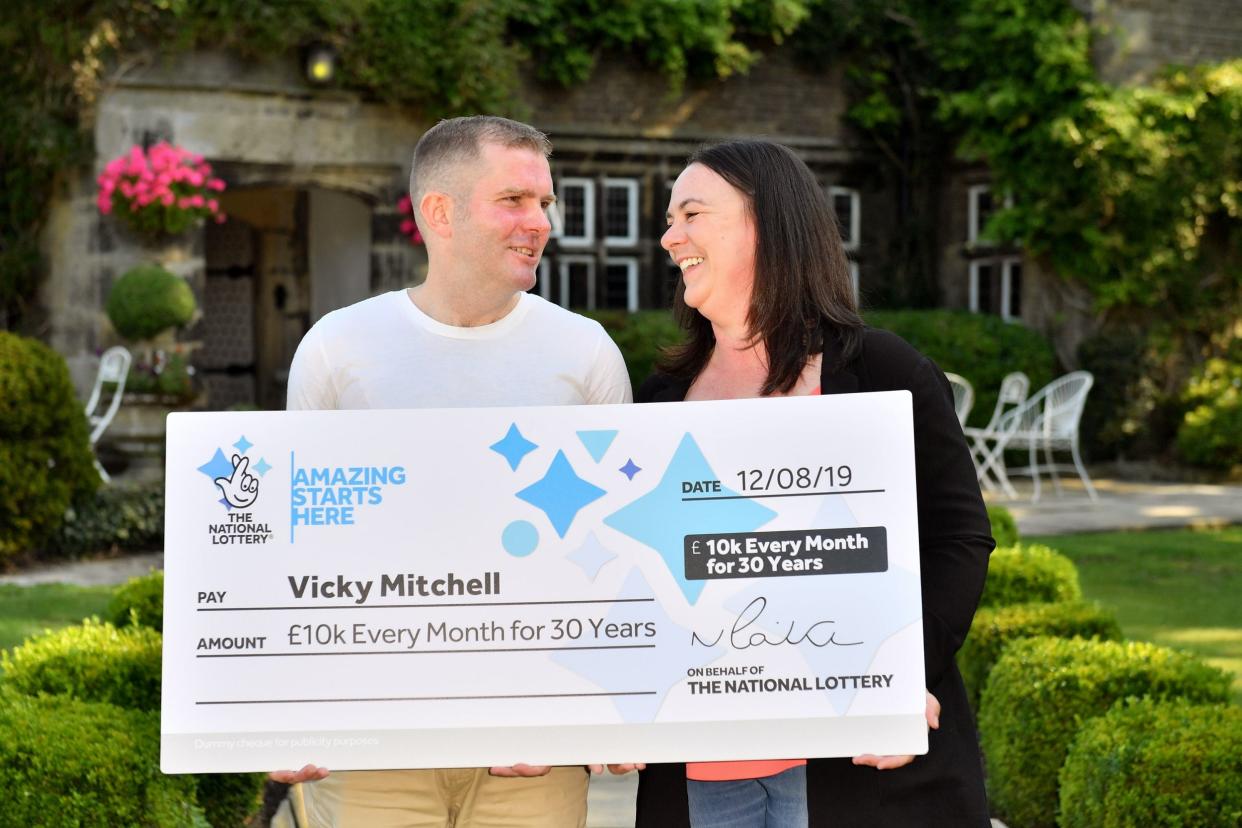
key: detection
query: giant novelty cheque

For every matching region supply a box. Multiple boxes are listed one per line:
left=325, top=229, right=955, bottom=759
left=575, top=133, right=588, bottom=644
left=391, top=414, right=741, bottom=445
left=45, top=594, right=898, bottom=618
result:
left=160, top=393, right=928, bottom=773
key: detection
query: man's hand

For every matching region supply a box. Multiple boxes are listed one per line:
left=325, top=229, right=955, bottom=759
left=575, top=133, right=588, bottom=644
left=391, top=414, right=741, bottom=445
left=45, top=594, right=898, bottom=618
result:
left=606, top=763, right=646, bottom=774
left=488, top=764, right=552, bottom=777
left=269, top=764, right=330, bottom=784
left=852, top=690, right=940, bottom=771
left=215, top=453, right=259, bottom=509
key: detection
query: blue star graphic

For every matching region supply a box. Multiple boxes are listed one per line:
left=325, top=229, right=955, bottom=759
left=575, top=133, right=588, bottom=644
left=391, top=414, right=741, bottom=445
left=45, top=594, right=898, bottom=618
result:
left=619, top=459, right=641, bottom=480
left=604, top=433, right=776, bottom=604
left=490, top=423, right=538, bottom=471
left=233, top=435, right=253, bottom=454
left=253, top=458, right=272, bottom=476
left=567, top=531, right=618, bottom=581
left=197, top=448, right=235, bottom=481
left=517, top=450, right=606, bottom=538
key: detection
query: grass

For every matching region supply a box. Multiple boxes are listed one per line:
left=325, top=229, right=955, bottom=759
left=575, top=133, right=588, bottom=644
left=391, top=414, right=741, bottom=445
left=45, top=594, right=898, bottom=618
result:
left=0, top=583, right=115, bottom=654
left=1037, top=526, right=1242, bottom=704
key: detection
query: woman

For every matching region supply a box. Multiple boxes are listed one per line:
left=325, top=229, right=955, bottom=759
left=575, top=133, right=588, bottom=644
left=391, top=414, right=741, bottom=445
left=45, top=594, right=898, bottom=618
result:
left=632, top=140, right=994, bottom=827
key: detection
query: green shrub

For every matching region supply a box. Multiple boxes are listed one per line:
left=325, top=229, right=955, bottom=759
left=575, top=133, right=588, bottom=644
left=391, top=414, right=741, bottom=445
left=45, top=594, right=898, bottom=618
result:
left=106, top=264, right=197, bottom=341
left=979, top=636, right=1232, bottom=828
left=977, top=543, right=1081, bottom=608
left=1060, top=697, right=1242, bottom=828
left=0, top=618, right=162, bottom=710
left=0, top=690, right=207, bottom=828
left=195, top=772, right=266, bottom=828
left=582, top=310, right=683, bottom=391
left=986, top=504, right=1018, bottom=547
left=49, top=481, right=164, bottom=559
left=108, top=569, right=166, bottom=632
left=0, top=332, right=100, bottom=562
left=958, top=601, right=1121, bottom=710
left=865, top=309, right=1058, bottom=428
left=1177, top=351, right=1242, bottom=471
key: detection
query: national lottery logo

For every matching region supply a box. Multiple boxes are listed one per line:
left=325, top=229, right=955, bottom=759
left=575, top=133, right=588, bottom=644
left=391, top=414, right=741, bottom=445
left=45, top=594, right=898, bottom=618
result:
left=196, top=436, right=274, bottom=545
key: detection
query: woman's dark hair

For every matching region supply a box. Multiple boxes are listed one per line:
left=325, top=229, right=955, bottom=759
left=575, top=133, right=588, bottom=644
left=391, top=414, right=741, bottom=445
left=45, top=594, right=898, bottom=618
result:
left=659, top=140, right=864, bottom=395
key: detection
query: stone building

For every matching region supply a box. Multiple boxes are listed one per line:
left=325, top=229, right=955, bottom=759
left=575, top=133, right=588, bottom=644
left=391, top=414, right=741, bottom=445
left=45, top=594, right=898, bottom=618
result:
left=40, top=1, right=1242, bottom=408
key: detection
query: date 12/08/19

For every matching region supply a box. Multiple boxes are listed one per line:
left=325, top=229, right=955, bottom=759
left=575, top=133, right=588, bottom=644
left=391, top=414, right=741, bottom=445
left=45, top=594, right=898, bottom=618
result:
left=681, top=467, right=855, bottom=495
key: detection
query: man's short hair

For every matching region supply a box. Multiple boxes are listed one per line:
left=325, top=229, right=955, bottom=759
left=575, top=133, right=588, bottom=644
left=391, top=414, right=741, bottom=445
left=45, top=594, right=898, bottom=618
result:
left=409, top=116, right=552, bottom=209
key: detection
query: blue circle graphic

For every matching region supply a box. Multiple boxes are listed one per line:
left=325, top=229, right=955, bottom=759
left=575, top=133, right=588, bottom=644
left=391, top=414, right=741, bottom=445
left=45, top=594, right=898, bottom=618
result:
left=502, top=520, right=539, bottom=557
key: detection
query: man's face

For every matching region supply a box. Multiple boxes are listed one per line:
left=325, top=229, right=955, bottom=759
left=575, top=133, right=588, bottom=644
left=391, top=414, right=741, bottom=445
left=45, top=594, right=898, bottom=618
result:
left=450, top=143, right=555, bottom=295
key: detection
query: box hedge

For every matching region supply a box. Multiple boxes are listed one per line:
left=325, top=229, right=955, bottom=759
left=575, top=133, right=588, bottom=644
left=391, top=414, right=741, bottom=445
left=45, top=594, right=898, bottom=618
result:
left=865, top=308, right=1057, bottom=428
left=957, top=601, right=1121, bottom=710
left=0, top=690, right=208, bottom=828
left=1059, top=697, right=1242, bottom=828
left=979, top=636, right=1232, bottom=828
left=0, top=618, right=163, bottom=710
left=0, top=331, right=99, bottom=562
left=49, top=481, right=165, bottom=560
left=977, top=543, right=1081, bottom=609
left=986, top=504, right=1019, bottom=547
left=582, top=309, right=683, bottom=392
left=108, top=569, right=165, bottom=632
left=1177, top=349, right=1242, bottom=471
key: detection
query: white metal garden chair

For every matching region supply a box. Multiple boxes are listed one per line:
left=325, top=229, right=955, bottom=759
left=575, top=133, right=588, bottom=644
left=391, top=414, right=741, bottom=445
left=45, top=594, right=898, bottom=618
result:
left=84, top=345, right=131, bottom=483
left=963, top=371, right=1030, bottom=497
left=1000, top=370, right=1098, bottom=502
left=944, top=372, right=975, bottom=427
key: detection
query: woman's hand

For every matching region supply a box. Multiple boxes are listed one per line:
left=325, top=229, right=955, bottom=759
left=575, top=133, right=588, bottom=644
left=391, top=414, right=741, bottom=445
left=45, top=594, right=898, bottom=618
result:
left=269, top=764, right=330, bottom=784
left=851, top=690, right=940, bottom=770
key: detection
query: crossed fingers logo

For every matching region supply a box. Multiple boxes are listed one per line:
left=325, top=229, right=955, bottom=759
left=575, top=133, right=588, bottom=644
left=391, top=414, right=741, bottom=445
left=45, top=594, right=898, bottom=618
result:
left=215, top=453, right=259, bottom=509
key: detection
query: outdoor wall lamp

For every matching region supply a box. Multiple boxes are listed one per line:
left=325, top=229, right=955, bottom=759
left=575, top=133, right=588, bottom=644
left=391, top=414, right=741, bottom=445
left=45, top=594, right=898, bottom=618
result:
left=304, top=43, right=337, bottom=85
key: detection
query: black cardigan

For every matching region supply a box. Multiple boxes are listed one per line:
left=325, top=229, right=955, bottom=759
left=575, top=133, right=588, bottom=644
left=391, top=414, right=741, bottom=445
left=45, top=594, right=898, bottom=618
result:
left=634, top=328, right=994, bottom=828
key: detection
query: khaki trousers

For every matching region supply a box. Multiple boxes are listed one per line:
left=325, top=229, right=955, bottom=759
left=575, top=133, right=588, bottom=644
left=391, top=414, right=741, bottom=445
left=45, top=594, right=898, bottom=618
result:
left=274, top=767, right=589, bottom=828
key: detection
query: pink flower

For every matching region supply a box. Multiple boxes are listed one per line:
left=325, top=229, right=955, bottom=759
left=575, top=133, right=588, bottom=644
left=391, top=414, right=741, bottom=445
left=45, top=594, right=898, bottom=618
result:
left=207, top=178, right=226, bottom=191
left=214, top=213, right=227, bottom=223
left=187, top=194, right=204, bottom=208
left=206, top=199, right=219, bottom=212
left=400, top=219, right=415, bottom=234
left=161, top=192, right=175, bottom=207
left=97, top=193, right=113, bottom=214
left=397, top=195, right=413, bottom=214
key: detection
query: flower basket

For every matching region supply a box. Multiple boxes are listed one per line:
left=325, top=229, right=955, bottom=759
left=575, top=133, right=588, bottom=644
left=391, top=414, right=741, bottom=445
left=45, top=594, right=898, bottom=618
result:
left=97, top=142, right=227, bottom=238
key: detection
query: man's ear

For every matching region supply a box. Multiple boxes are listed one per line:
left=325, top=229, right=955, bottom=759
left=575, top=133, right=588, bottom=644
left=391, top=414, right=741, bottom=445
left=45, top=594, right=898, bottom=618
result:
left=420, top=191, right=455, bottom=239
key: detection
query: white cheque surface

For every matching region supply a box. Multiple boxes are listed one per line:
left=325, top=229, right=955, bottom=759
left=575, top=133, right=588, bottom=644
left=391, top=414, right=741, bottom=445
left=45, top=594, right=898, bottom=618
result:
left=161, top=393, right=926, bottom=772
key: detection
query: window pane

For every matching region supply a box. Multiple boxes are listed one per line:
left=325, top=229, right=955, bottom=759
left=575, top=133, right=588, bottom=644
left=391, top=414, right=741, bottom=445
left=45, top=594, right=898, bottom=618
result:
left=602, top=262, right=632, bottom=309
left=605, top=185, right=632, bottom=240
left=1008, top=262, right=1022, bottom=318
left=566, top=262, right=591, bottom=308
left=562, top=186, right=587, bottom=239
left=833, top=193, right=855, bottom=246
left=976, top=262, right=996, bottom=314
left=974, top=189, right=996, bottom=241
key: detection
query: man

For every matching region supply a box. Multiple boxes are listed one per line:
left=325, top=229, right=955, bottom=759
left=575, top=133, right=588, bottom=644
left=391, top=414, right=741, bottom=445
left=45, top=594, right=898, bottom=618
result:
left=272, top=115, right=632, bottom=827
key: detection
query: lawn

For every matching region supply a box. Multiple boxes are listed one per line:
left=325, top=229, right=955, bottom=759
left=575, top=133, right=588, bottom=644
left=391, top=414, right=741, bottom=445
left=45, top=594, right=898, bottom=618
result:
left=0, top=583, right=115, bottom=654
left=1037, top=526, right=1242, bottom=704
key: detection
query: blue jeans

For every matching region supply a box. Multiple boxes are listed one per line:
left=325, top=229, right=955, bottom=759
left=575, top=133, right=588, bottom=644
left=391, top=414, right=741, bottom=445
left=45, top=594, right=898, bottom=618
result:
left=686, top=765, right=808, bottom=828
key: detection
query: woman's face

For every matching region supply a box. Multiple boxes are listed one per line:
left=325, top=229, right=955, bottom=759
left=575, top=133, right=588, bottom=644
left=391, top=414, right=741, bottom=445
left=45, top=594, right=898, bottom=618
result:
left=661, top=163, right=756, bottom=327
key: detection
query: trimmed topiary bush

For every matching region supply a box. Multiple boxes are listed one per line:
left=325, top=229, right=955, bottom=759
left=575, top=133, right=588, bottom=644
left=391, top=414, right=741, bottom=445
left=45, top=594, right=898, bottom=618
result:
left=108, top=569, right=165, bottom=632
left=0, top=690, right=208, bottom=828
left=977, top=543, right=1081, bottom=609
left=1177, top=351, right=1242, bottom=471
left=105, top=263, right=197, bottom=341
left=0, top=331, right=100, bottom=562
left=986, top=504, right=1018, bottom=547
left=583, top=309, right=683, bottom=392
left=195, top=772, right=266, bottom=828
left=957, top=601, right=1121, bottom=710
left=49, top=481, right=165, bottom=559
left=979, top=636, right=1232, bottom=828
left=1059, top=697, right=1242, bottom=828
left=865, top=309, right=1057, bottom=428
left=0, top=618, right=162, bottom=710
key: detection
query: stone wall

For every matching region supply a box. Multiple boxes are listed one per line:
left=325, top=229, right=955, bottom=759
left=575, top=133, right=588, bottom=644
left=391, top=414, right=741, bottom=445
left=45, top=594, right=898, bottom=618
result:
left=1090, top=0, right=1242, bottom=85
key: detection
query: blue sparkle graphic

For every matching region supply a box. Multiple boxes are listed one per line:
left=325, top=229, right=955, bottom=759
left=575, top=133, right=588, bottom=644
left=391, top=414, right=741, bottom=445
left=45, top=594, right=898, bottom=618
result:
left=567, top=531, right=617, bottom=581
left=576, top=430, right=618, bottom=463
left=516, top=450, right=606, bottom=538
left=490, top=423, right=538, bottom=471
left=604, top=433, right=776, bottom=604
left=619, top=459, right=641, bottom=480
left=233, top=435, right=253, bottom=454
left=197, top=448, right=235, bottom=481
